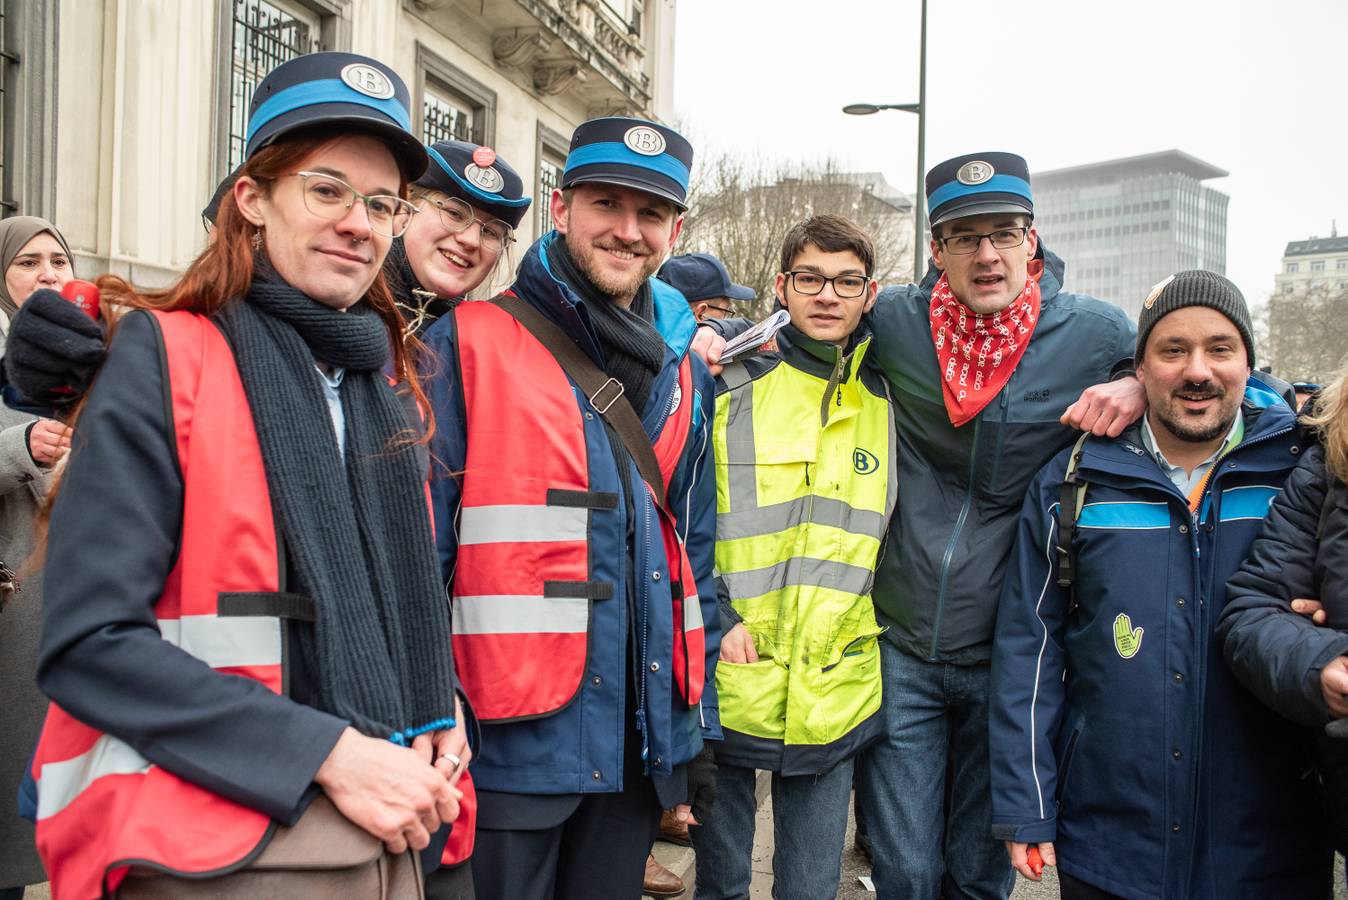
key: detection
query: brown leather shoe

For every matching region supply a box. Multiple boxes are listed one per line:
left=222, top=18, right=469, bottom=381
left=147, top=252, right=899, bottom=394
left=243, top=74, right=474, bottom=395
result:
left=657, top=809, right=691, bottom=846
left=643, top=853, right=685, bottom=897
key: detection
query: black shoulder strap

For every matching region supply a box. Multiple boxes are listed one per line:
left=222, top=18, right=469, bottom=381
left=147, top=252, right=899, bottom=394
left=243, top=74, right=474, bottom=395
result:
left=1055, top=433, right=1092, bottom=594
left=491, top=294, right=667, bottom=502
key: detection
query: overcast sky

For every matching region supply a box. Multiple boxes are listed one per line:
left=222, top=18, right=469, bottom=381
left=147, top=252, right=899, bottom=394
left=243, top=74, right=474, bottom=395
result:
left=671, top=0, right=1346, bottom=310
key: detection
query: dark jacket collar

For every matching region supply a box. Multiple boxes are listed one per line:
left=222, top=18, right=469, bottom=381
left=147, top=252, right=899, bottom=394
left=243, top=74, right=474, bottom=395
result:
left=509, top=231, right=699, bottom=368
left=773, top=318, right=873, bottom=383
left=1077, top=385, right=1298, bottom=492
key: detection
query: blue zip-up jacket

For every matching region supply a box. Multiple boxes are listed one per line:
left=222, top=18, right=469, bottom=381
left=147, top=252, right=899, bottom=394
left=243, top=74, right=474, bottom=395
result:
left=421, top=233, right=722, bottom=801
left=990, top=384, right=1331, bottom=900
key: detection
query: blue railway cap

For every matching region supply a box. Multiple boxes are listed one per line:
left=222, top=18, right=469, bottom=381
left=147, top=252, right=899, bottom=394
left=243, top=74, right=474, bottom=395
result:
left=925, top=151, right=1033, bottom=228
left=658, top=253, right=756, bottom=303
left=561, top=117, right=693, bottom=211
left=418, top=140, right=533, bottom=230
left=245, top=51, right=428, bottom=180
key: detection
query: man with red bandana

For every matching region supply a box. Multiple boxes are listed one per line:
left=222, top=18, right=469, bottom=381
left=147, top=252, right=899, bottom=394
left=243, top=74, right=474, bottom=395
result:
left=700, top=151, right=1143, bottom=898
left=856, top=152, right=1143, bottom=899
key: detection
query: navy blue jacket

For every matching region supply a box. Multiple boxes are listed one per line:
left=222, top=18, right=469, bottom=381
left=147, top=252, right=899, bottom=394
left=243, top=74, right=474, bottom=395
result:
left=421, top=233, right=721, bottom=803
left=990, top=383, right=1331, bottom=900
left=1220, top=445, right=1348, bottom=725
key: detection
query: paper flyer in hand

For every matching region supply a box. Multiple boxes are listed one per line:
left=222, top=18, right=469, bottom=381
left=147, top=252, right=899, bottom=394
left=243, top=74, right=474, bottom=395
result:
left=719, top=310, right=790, bottom=363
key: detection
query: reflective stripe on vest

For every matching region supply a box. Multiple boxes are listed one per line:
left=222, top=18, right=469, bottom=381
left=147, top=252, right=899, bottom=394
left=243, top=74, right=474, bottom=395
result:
left=32, top=310, right=282, bottom=900
left=712, top=343, right=896, bottom=748
left=451, top=300, right=705, bottom=720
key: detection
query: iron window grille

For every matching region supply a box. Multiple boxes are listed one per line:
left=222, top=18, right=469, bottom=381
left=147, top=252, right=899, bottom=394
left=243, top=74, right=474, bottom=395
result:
left=226, top=0, right=318, bottom=173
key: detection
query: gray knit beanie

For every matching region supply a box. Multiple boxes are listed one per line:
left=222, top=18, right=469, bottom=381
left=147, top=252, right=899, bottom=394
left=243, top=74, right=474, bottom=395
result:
left=1135, top=270, right=1255, bottom=368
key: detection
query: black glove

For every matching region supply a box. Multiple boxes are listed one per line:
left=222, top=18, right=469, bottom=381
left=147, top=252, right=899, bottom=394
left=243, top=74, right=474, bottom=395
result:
left=685, top=743, right=718, bottom=825
left=4, top=288, right=107, bottom=408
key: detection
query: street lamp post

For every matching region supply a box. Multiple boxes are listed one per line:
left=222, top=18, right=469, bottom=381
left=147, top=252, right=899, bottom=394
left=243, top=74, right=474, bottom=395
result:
left=843, top=0, right=928, bottom=280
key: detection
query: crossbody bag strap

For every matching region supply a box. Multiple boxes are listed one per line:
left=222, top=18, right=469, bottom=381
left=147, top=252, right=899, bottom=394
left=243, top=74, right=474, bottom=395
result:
left=492, top=294, right=668, bottom=502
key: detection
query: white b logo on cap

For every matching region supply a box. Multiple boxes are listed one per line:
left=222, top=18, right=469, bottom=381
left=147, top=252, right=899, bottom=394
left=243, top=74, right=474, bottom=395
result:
left=463, top=163, right=504, bottom=194
left=624, top=126, right=666, bottom=157
left=340, top=63, right=395, bottom=100
left=956, top=161, right=995, bottom=185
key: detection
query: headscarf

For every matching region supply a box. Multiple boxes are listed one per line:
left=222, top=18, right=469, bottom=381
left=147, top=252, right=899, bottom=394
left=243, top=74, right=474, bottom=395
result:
left=0, top=217, right=74, bottom=317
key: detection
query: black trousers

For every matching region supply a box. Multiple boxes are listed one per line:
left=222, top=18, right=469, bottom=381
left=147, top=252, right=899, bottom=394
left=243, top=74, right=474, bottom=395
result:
left=1058, top=870, right=1125, bottom=900
left=424, top=862, right=475, bottom=900
left=469, top=780, right=661, bottom=900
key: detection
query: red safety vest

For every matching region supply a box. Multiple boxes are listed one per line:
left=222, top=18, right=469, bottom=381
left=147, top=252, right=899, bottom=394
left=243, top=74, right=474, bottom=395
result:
left=450, top=299, right=705, bottom=723
left=30, top=310, right=477, bottom=895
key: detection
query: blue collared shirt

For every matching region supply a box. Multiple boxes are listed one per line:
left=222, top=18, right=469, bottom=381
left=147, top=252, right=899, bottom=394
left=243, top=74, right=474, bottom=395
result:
left=1140, top=413, right=1243, bottom=498
left=316, top=364, right=346, bottom=457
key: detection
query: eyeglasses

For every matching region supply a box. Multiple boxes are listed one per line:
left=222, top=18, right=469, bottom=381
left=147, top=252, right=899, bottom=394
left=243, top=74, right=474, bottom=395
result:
left=784, top=271, right=871, bottom=299
left=938, top=226, right=1029, bottom=256
left=291, top=172, right=417, bottom=238
left=419, top=196, right=515, bottom=252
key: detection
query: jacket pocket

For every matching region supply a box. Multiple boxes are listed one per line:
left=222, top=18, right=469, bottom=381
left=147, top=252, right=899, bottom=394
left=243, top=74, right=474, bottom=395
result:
left=716, top=657, right=788, bottom=741
left=1055, top=720, right=1083, bottom=806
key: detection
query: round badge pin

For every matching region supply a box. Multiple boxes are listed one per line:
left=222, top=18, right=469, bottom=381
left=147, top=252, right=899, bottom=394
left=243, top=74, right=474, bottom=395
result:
left=1143, top=274, right=1175, bottom=310
left=340, top=63, right=395, bottom=100
left=623, top=125, right=666, bottom=157
left=956, top=161, right=995, bottom=185
left=464, top=163, right=505, bottom=194
left=472, top=146, right=497, bottom=168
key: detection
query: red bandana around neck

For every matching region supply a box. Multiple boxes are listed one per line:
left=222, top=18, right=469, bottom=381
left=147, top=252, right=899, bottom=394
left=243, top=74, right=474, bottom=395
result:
left=929, top=263, right=1042, bottom=427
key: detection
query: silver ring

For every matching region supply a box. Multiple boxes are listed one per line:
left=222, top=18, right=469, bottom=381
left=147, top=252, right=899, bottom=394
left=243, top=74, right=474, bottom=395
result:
left=444, top=753, right=461, bottom=768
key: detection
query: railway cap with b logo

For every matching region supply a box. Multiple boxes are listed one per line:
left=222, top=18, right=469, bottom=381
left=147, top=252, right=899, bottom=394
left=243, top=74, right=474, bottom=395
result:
left=418, top=140, right=533, bottom=229
left=561, top=117, right=694, bottom=211
left=244, top=51, right=427, bottom=180
left=925, top=151, right=1033, bottom=229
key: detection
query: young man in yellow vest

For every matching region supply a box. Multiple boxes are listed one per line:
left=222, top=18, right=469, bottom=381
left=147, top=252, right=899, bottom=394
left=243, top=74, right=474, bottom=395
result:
left=691, top=215, right=896, bottom=899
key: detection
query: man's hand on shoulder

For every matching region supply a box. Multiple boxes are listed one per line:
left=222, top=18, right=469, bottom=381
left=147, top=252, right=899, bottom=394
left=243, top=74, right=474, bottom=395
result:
left=1060, top=375, right=1145, bottom=438
left=1292, top=598, right=1328, bottom=626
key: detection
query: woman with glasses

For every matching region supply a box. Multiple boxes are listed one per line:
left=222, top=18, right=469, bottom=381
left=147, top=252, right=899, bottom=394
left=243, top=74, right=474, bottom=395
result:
left=386, top=140, right=530, bottom=337
left=26, top=52, right=466, bottom=900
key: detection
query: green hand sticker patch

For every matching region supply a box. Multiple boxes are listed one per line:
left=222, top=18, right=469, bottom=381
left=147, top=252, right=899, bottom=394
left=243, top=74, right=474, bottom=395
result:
left=1113, top=613, right=1144, bottom=659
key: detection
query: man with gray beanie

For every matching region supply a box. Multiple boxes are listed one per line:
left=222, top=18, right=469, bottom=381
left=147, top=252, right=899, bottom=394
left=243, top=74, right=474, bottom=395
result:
left=989, top=271, right=1332, bottom=898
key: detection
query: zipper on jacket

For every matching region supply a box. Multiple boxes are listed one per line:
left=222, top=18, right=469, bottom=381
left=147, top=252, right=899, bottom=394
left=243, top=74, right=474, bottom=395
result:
left=819, top=345, right=849, bottom=427
left=930, top=416, right=981, bottom=660
left=636, top=493, right=655, bottom=764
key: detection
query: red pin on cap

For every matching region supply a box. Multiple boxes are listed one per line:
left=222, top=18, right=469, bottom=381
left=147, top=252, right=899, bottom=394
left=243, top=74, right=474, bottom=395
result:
left=472, top=146, right=497, bottom=168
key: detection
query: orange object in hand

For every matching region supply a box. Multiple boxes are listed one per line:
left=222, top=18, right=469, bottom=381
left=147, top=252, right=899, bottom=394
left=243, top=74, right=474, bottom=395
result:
left=1027, top=844, right=1044, bottom=877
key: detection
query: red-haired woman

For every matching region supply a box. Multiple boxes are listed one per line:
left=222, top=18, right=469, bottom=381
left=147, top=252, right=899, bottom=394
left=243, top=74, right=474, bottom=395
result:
left=27, top=52, right=465, bottom=899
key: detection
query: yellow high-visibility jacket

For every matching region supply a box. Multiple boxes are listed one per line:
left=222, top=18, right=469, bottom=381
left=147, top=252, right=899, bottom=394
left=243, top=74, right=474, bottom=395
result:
left=712, top=323, right=896, bottom=775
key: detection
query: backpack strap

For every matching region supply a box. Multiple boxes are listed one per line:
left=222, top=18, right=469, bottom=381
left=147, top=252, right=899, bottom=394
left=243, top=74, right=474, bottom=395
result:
left=1055, top=432, right=1092, bottom=596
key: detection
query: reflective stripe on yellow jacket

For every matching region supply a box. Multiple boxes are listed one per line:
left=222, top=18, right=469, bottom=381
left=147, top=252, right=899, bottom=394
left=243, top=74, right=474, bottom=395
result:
left=712, top=327, right=896, bottom=775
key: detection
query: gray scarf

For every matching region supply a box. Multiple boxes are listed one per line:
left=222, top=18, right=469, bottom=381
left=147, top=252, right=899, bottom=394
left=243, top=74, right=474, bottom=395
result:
left=215, top=270, right=456, bottom=742
left=552, top=236, right=665, bottom=413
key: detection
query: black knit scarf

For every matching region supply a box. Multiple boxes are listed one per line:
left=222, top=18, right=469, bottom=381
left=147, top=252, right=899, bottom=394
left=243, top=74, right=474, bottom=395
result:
left=385, top=237, right=457, bottom=337
left=551, top=236, right=665, bottom=413
left=215, top=269, right=456, bottom=742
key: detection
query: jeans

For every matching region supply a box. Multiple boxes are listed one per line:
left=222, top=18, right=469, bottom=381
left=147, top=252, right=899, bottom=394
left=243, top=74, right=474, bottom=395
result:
left=857, top=641, right=1015, bottom=900
left=691, top=758, right=854, bottom=900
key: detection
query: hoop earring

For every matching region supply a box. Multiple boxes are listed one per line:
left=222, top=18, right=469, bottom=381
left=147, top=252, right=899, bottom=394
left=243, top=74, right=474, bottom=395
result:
left=251, top=228, right=264, bottom=252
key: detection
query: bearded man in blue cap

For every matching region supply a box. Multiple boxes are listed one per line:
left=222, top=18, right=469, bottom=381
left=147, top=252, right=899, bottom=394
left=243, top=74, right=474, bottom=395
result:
left=420, top=117, right=722, bottom=900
